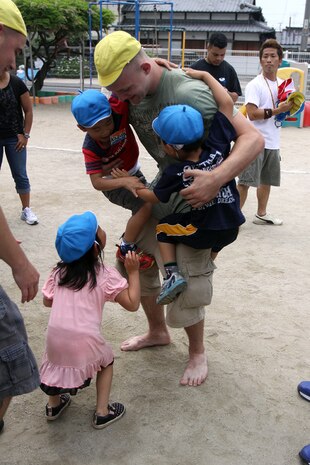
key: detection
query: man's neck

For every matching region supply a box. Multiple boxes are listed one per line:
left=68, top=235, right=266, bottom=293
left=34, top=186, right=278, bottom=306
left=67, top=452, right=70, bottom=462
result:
left=263, top=71, right=277, bottom=81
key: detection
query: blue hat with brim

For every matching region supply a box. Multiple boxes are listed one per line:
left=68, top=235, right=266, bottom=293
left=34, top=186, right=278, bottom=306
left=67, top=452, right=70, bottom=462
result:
left=56, top=211, right=98, bottom=263
left=152, top=105, right=204, bottom=146
left=71, top=89, right=112, bottom=128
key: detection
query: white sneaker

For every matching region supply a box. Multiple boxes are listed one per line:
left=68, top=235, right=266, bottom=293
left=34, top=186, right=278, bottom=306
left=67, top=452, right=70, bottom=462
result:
left=253, top=213, right=283, bottom=226
left=21, top=207, right=39, bottom=225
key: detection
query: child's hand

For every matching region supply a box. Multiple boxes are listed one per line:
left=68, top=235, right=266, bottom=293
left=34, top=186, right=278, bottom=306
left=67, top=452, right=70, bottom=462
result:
left=124, top=251, right=140, bottom=273
left=154, top=57, right=178, bottom=70
left=184, top=68, right=209, bottom=81
left=111, top=167, right=130, bottom=179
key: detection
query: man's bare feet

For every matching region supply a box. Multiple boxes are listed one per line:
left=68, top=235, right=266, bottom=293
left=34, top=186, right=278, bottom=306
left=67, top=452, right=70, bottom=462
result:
left=120, top=332, right=171, bottom=351
left=180, top=351, right=208, bottom=387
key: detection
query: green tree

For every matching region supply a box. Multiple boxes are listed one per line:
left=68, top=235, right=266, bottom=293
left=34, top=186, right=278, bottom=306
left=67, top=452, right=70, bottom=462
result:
left=15, top=0, right=115, bottom=94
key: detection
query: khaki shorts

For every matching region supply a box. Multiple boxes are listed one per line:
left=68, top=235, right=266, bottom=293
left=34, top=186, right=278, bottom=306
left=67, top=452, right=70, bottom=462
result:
left=238, top=148, right=281, bottom=187
left=116, top=218, right=216, bottom=329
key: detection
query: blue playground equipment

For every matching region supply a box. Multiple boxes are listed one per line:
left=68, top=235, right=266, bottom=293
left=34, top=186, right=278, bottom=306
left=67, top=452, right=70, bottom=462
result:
left=88, top=0, right=174, bottom=86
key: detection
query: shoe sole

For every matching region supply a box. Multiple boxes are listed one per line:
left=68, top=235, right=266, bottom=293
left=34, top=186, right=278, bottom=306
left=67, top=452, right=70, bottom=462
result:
left=46, top=397, right=71, bottom=421
left=298, top=390, right=310, bottom=402
left=21, top=217, right=39, bottom=225
left=253, top=216, right=283, bottom=226
left=92, top=407, right=126, bottom=429
left=157, top=280, right=187, bottom=306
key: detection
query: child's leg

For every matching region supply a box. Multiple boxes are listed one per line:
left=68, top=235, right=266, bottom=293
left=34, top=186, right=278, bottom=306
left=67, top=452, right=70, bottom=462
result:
left=96, top=364, right=113, bottom=416
left=92, top=363, right=126, bottom=429
left=118, top=202, right=155, bottom=270
left=48, top=394, right=61, bottom=407
left=122, top=202, right=152, bottom=246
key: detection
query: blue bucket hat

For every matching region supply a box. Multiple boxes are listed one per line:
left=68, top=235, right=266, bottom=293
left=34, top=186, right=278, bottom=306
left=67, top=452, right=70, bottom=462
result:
left=56, top=211, right=98, bottom=263
left=71, top=89, right=112, bottom=128
left=152, top=105, right=204, bottom=146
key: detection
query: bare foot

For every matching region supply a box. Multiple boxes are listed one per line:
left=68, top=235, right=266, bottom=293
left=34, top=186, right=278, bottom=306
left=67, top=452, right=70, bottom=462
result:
left=180, top=351, right=208, bottom=387
left=120, top=332, right=171, bottom=351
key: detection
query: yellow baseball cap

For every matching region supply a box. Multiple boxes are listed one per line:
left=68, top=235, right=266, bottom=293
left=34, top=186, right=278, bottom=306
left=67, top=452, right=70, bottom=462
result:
left=95, top=31, right=141, bottom=87
left=0, top=0, right=27, bottom=37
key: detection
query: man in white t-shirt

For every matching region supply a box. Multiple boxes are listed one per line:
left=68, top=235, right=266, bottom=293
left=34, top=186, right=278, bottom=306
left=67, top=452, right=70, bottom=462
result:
left=237, top=39, right=293, bottom=225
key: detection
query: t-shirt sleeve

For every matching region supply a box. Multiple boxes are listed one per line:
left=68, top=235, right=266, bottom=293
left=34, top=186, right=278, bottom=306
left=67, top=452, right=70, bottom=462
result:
left=245, top=79, right=260, bottom=107
left=229, top=67, right=242, bottom=96
left=102, top=266, right=129, bottom=301
left=153, top=167, right=183, bottom=203
left=42, top=269, right=57, bottom=300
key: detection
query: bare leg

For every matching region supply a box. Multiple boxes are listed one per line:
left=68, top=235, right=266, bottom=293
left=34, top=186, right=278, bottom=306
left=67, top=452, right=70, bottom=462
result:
left=158, top=242, right=177, bottom=265
left=121, top=294, right=171, bottom=351
left=123, top=203, right=153, bottom=243
left=0, top=397, right=12, bottom=421
left=256, top=184, right=271, bottom=216
left=48, top=394, right=61, bottom=408
left=19, top=192, right=30, bottom=210
left=180, top=319, right=208, bottom=387
left=96, top=364, right=113, bottom=416
left=237, top=183, right=249, bottom=209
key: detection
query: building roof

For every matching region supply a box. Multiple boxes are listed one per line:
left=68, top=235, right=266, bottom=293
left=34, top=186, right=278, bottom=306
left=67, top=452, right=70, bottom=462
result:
left=121, top=0, right=260, bottom=13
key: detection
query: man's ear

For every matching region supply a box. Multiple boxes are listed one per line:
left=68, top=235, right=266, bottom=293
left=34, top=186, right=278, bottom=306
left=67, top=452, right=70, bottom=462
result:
left=77, top=124, right=87, bottom=132
left=141, top=62, right=151, bottom=75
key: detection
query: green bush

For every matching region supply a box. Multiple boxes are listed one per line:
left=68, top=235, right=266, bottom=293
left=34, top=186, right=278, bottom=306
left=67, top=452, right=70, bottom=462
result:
left=49, top=56, right=91, bottom=78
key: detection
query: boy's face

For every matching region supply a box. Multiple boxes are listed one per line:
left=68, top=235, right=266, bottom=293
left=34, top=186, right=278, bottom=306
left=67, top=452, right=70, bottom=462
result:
left=81, top=115, right=114, bottom=147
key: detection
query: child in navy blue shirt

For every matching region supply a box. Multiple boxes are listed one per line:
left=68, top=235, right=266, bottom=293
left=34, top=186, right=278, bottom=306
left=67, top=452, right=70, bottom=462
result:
left=113, top=70, right=245, bottom=304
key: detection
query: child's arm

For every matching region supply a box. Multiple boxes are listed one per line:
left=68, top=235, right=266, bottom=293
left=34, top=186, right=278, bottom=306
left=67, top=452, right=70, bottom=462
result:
left=115, top=251, right=141, bottom=312
left=43, top=296, right=53, bottom=307
left=112, top=168, right=159, bottom=204
left=90, top=172, right=145, bottom=198
left=185, top=68, right=233, bottom=120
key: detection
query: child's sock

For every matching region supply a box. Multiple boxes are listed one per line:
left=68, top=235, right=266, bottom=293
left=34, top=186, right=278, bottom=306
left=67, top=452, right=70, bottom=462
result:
left=120, top=238, right=137, bottom=256
left=164, top=262, right=178, bottom=279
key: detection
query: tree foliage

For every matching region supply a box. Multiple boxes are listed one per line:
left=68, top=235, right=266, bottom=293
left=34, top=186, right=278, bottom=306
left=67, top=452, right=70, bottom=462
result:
left=15, top=0, right=115, bottom=94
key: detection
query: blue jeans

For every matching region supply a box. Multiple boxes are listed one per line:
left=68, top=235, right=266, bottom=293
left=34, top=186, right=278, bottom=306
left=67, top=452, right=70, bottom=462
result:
left=0, top=136, right=30, bottom=194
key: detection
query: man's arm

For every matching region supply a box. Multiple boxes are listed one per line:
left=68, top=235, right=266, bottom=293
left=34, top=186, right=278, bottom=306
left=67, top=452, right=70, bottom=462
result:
left=90, top=172, right=145, bottom=197
left=180, top=112, right=264, bottom=208
left=0, top=207, right=39, bottom=302
left=246, top=101, right=293, bottom=121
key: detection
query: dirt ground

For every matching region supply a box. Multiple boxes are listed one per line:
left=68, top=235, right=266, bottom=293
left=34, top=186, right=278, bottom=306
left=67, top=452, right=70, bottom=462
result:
left=1, top=103, right=310, bottom=465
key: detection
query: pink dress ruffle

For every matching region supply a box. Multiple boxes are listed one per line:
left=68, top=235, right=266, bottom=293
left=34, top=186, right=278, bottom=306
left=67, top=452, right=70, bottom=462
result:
left=40, top=264, right=128, bottom=389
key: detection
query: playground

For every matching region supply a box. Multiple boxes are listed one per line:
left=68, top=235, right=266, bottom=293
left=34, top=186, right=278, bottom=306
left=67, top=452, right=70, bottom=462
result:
left=1, top=102, right=310, bottom=465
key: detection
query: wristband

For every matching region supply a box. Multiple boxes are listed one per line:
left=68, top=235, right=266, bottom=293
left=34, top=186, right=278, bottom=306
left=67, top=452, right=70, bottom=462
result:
left=24, top=132, right=30, bottom=139
left=263, top=109, right=272, bottom=119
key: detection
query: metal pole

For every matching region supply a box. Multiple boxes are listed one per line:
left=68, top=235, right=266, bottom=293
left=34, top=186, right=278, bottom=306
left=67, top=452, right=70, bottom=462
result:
left=135, top=0, right=140, bottom=39
left=28, top=37, right=36, bottom=105
left=300, top=0, right=310, bottom=52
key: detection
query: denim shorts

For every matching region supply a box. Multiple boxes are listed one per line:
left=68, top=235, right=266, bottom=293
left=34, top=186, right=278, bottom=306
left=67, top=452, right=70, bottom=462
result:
left=0, top=286, right=40, bottom=401
left=0, top=136, right=30, bottom=194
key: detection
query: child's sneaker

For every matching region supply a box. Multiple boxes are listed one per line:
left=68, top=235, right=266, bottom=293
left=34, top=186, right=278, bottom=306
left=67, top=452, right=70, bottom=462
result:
left=156, top=271, right=187, bottom=305
left=92, top=402, right=125, bottom=429
left=116, top=245, right=154, bottom=270
left=20, top=207, right=38, bottom=225
left=45, top=394, right=71, bottom=421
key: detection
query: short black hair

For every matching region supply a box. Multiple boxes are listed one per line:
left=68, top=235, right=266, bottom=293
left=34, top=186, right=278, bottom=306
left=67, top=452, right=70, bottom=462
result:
left=208, top=32, right=228, bottom=49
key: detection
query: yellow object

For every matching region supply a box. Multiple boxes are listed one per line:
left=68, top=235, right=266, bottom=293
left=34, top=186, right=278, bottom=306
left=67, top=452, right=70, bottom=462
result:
left=277, top=67, right=305, bottom=94
left=95, top=31, right=141, bottom=87
left=0, top=0, right=27, bottom=37
left=287, top=91, right=305, bottom=116
left=239, top=104, right=247, bottom=117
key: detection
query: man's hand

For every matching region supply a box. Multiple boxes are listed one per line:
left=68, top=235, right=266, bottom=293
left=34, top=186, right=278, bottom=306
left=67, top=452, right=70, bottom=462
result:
left=12, top=259, right=40, bottom=303
left=154, top=57, right=178, bottom=70
left=180, top=169, right=221, bottom=208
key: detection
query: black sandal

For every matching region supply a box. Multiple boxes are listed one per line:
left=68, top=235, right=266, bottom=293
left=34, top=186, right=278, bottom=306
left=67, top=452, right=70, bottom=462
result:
left=45, top=394, right=71, bottom=421
left=92, top=402, right=125, bottom=429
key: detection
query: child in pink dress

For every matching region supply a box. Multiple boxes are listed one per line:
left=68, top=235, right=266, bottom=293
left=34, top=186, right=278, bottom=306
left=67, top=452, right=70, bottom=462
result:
left=40, top=211, right=140, bottom=429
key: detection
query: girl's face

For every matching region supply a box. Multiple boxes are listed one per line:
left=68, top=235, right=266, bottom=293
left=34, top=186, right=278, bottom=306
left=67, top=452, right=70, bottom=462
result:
left=96, top=226, right=106, bottom=250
